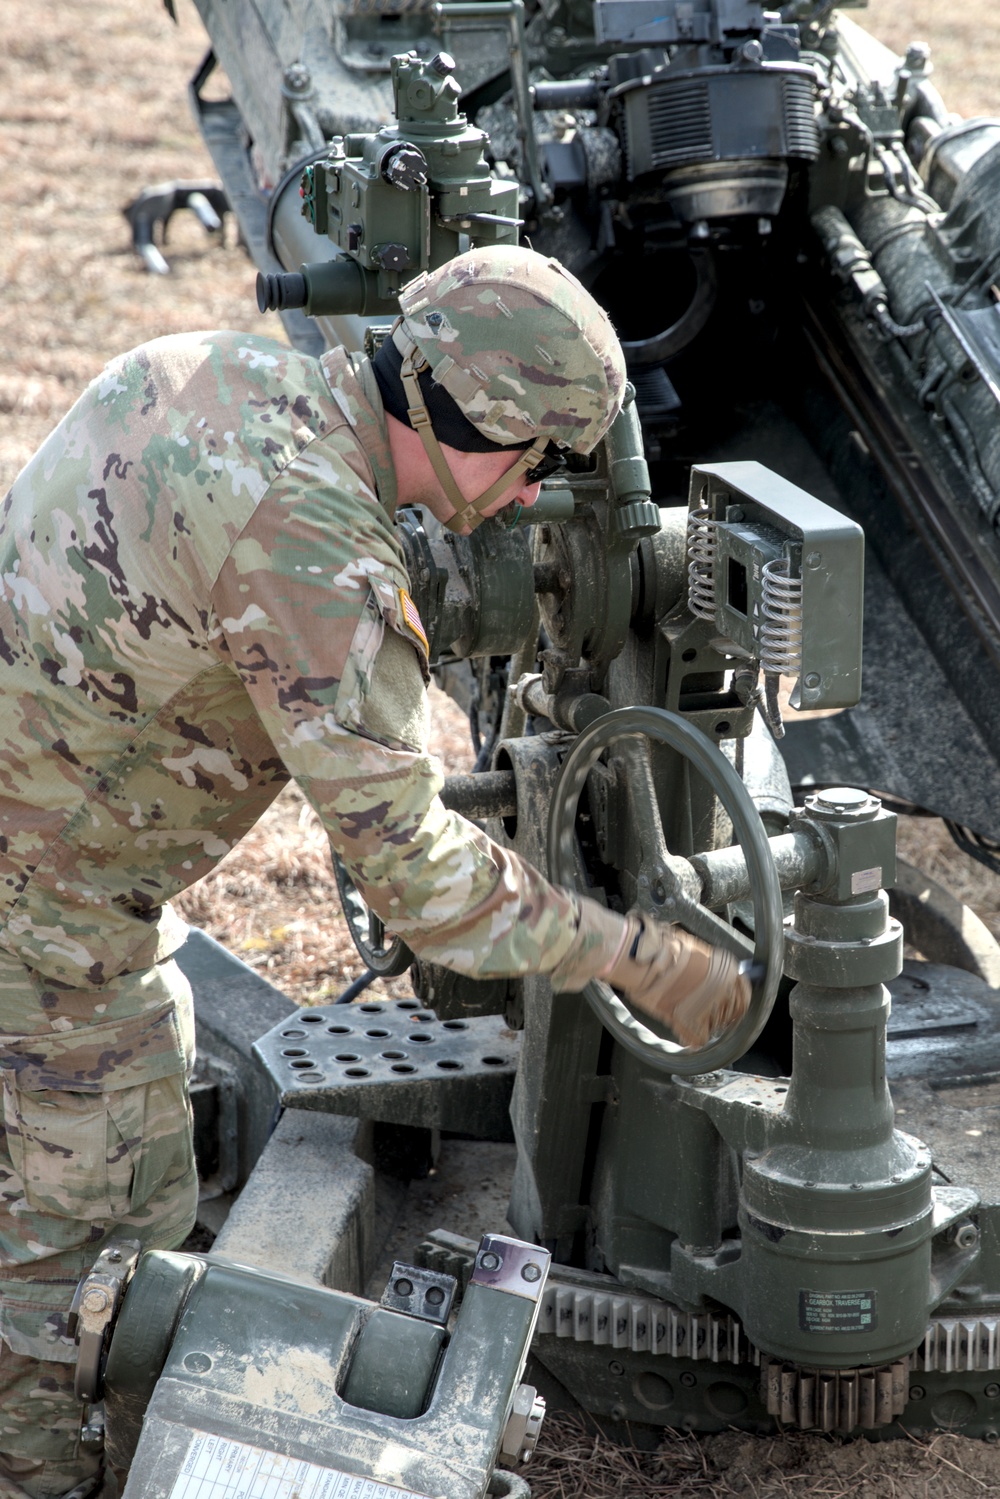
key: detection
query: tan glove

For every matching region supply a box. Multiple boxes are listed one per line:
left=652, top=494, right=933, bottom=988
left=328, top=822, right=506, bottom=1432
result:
left=550, top=900, right=751, bottom=1047
left=603, top=912, right=751, bottom=1046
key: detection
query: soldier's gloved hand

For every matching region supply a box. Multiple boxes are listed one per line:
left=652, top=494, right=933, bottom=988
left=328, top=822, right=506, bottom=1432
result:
left=550, top=900, right=750, bottom=1047
left=601, top=912, right=751, bottom=1046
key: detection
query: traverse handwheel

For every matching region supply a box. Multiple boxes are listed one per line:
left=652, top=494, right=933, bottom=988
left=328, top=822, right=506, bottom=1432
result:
left=548, top=706, right=784, bottom=1076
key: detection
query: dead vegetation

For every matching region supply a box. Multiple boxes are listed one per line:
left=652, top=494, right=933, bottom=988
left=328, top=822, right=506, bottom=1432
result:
left=5, top=2, right=1000, bottom=1493
left=527, top=1414, right=1000, bottom=1498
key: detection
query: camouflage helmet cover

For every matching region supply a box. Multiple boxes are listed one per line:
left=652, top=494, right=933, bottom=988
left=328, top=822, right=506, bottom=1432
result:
left=395, top=246, right=627, bottom=455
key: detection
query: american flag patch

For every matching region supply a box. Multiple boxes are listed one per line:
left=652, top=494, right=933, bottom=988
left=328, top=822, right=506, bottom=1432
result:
left=398, top=588, right=429, bottom=656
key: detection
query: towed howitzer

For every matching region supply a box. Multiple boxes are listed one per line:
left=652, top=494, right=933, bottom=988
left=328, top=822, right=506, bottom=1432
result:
left=79, top=388, right=998, bottom=1467
left=163, top=0, right=1000, bottom=847
left=95, top=5, right=1000, bottom=1476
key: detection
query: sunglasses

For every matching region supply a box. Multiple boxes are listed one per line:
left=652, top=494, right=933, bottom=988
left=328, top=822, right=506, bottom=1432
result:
left=524, top=445, right=568, bottom=485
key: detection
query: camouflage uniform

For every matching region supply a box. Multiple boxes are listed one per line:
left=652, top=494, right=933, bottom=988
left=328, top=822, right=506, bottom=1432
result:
left=0, top=310, right=617, bottom=1493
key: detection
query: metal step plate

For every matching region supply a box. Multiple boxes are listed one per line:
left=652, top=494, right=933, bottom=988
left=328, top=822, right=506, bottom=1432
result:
left=254, top=999, right=520, bottom=1138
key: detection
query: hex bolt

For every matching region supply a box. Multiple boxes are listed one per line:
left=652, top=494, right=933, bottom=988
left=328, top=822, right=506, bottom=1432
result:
left=521, top=1262, right=543, bottom=1283
left=954, top=1222, right=979, bottom=1250
left=480, top=1251, right=501, bottom=1271
left=105, top=1249, right=122, bottom=1264
left=81, top=1287, right=111, bottom=1315
left=283, top=62, right=312, bottom=93
left=394, top=1277, right=414, bottom=1297
left=904, top=42, right=931, bottom=71
left=425, top=1286, right=445, bottom=1306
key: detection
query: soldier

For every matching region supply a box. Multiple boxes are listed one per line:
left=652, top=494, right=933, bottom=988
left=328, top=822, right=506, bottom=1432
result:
left=0, top=245, right=748, bottom=1498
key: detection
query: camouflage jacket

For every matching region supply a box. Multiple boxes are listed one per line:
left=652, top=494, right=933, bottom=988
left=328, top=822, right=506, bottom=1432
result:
left=0, top=332, right=586, bottom=1014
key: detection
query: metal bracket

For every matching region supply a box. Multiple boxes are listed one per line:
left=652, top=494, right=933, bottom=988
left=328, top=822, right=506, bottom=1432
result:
left=472, top=1234, right=549, bottom=1301
left=68, top=1240, right=142, bottom=1402
left=122, top=180, right=229, bottom=275
left=190, top=1052, right=240, bottom=1199
left=380, top=1261, right=457, bottom=1325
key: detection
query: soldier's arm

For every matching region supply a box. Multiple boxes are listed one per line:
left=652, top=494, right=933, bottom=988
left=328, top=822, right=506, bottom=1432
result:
left=208, top=473, right=751, bottom=1039
left=207, top=475, right=598, bottom=980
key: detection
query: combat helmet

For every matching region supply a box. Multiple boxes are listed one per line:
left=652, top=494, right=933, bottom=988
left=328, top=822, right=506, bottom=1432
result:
left=388, top=245, right=627, bottom=532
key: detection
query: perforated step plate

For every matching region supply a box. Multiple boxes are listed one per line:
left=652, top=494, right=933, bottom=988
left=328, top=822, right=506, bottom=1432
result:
left=253, top=999, right=520, bottom=1139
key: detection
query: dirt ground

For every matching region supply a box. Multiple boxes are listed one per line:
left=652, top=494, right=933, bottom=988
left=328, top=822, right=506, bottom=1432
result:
left=4, top=2, right=1000, bottom=1494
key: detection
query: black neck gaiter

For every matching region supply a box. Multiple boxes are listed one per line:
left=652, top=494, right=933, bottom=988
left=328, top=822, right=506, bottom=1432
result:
left=371, top=335, right=529, bottom=455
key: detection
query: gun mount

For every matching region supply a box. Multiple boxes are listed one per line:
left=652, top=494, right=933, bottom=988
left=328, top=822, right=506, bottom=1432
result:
left=115, top=0, right=1000, bottom=1482
left=70, top=1236, right=548, bottom=1499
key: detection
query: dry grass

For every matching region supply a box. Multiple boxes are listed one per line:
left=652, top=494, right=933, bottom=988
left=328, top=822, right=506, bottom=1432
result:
left=896, top=816, right=1000, bottom=946
left=6, top=3, right=1000, bottom=1493
left=524, top=1413, right=1000, bottom=1498
left=862, top=0, right=1000, bottom=120
left=0, top=2, right=287, bottom=491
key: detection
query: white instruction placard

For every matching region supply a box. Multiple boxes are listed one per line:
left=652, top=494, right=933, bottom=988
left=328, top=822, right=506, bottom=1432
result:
left=169, top=1429, right=431, bottom=1499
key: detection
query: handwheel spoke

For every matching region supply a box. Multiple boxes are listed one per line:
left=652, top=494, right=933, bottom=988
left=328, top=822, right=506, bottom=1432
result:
left=332, top=852, right=414, bottom=979
left=368, top=909, right=386, bottom=953
left=664, top=891, right=755, bottom=957
left=620, top=740, right=702, bottom=912
left=618, top=736, right=753, bottom=953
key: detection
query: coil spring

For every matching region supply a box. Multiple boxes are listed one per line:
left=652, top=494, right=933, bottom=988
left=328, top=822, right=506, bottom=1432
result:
left=687, top=507, right=718, bottom=621
left=759, top=558, right=803, bottom=674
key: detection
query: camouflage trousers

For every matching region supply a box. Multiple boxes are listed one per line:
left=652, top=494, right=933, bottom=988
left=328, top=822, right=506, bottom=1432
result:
left=0, top=953, right=198, bottom=1499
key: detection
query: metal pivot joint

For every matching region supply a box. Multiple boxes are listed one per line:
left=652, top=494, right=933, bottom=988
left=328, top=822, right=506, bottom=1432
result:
left=677, top=788, right=979, bottom=1379
left=68, top=1240, right=142, bottom=1403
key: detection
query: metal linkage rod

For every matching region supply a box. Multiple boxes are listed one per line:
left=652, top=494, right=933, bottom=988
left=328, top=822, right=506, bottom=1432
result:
left=690, top=828, right=828, bottom=909
left=440, top=770, right=518, bottom=820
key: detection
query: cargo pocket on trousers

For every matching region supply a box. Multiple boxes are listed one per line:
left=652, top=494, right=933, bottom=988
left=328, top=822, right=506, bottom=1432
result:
left=0, top=1278, right=78, bottom=1364
left=3, top=1069, right=193, bottom=1223
left=105, top=1070, right=194, bottom=1211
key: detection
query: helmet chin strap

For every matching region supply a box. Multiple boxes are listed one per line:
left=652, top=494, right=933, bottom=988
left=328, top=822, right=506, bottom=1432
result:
left=398, top=338, right=547, bottom=534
